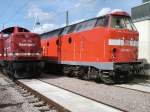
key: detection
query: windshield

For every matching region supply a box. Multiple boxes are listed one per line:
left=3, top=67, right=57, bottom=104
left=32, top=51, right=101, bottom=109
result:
left=110, top=15, right=137, bottom=31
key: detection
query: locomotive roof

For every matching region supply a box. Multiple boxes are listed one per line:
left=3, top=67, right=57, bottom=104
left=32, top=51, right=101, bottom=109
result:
left=40, top=11, right=130, bottom=36
left=1, top=26, right=30, bottom=34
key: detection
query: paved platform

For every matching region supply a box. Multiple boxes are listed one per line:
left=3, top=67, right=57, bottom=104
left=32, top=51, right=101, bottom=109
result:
left=19, top=79, right=121, bottom=112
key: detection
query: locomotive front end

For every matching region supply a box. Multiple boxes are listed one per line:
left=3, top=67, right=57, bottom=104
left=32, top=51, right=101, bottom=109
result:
left=106, top=12, right=144, bottom=81
left=1, top=27, right=42, bottom=79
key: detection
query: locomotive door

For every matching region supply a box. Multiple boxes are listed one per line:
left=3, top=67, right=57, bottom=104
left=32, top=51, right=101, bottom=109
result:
left=43, top=41, right=49, bottom=58
left=73, top=34, right=85, bottom=61
left=57, top=35, right=62, bottom=63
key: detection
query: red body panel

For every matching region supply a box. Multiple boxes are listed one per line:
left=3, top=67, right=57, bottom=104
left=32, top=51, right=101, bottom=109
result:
left=0, top=37, right=4, bottom=60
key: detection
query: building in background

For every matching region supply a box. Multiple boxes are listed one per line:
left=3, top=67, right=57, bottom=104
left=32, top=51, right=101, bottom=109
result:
left=132, top=0, right=150, bottom=75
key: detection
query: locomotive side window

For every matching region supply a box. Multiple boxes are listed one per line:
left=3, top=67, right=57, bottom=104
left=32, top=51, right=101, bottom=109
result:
left=76, top=24, right=82, bottom=32
left=75, top=19, right=96, bottom=32
left=61, top=27, right=70, bottom=35
left=42, top=29, right=62, bottom=38
left=67, top=24, right=76, bottom=34
left=1, top=27, right=14, bottom=37
left=96, top=16, right=109, bottom=27
left=18, top=28, right=30, bottom=32
left=83, top=19, right=97, bottom=30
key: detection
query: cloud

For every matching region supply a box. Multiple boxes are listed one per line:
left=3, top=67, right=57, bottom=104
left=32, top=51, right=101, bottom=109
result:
left=33, top=23, right=58, bottom=34
left=96, top=8, right=123, bottom=17
left=27, top=4, right=55, bottom=23
left=74, top=0, right=96, bottom=8
left=96, top=8, right=111, bottom=17
left=111, top=9, right=123, bottom=13
left=70, top=19, right=85, bottom=25
left=33, top=18, right=86, bottom=34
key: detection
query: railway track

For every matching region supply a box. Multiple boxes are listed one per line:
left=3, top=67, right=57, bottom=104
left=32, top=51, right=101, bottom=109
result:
left=115, top=82, right=150, bottom=94
left=39, top=74, right=150, bottom=112
left=2, top=72, right=150, bottom=112
left=16, top=80, right=68, bottom=112
left=16, top=79, right=123, bottom=112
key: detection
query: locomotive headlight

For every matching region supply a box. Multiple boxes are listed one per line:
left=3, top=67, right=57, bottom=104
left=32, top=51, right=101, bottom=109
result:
left=35, top=53, right=40, bottom=56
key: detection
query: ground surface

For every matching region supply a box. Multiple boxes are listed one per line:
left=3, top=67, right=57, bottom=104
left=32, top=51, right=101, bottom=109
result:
left=0, top=73, right=39, bottom=112
left=40, top=74, right=150, bottom=112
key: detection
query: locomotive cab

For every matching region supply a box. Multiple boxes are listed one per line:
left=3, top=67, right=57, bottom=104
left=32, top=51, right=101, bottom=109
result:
left=108, top=12, right=138, bottom=62
left=103, top=12, right=143, bottom=82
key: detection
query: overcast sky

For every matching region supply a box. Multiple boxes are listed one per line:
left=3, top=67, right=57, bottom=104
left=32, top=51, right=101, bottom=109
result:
left=0, top=0, right=142, bottom=33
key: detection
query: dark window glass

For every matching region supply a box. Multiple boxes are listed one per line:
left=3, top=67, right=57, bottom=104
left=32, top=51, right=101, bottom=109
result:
left=96, top=16, right=109, bottom=27
left=111, top=15, right=137, bottom=31
left=1, top=27, right=14, bottom=37
left=67, top=24, right=77, bottom=34
left=18, top=28, right=30, bottom=32
left=75, top=19, right=96, bottom=32
left=61, top=27, right=70, bottom=35
left=41, top=29, right=62, bottom=38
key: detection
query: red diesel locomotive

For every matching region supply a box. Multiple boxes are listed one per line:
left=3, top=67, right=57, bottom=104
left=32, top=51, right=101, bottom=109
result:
left=0, top=26, right=42, bottom=79
left=40, top=11, right=143, bottom=84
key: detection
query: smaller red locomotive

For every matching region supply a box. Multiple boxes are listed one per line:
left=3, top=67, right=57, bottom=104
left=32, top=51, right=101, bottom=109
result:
left=0, top=26, right=42, bottom=79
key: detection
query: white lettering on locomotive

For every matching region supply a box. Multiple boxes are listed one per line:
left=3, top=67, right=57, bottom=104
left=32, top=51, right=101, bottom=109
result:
left=19, top=43, right=35, bottom=47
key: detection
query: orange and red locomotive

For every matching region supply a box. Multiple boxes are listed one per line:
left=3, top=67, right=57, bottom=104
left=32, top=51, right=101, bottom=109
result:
left=0, top=26, right=42, bottom=79
left=40, top=11, right=143, bottom=84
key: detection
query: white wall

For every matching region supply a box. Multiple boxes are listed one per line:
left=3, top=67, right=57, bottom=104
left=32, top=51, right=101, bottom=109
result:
left=134, top=20, right=150, bottom=75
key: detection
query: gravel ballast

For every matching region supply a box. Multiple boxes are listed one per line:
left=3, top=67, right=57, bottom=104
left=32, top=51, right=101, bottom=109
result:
left=0, top=74, right=40, bottom=112
left=40, top=74, right=150, bottom=112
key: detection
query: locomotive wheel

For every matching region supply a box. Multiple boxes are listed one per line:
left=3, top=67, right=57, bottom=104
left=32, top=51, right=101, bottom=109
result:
left=99, top=72, right=115, bottom=84
left=63, top=66, right=73, bottom=77
left=80, top=73, right=90, bottom=80
left=13, top=71, right=19, bottom=79
left=114, top=70, right=133, bottom=84
left=79, top=68, right=90, bottom=80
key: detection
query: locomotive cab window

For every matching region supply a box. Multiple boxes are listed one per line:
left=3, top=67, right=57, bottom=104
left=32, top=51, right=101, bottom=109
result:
left=96, top=16, right=109, bottom=27
left=110, top=15, right=137, bottom=31
left=1, top=27, right=14, bottom=37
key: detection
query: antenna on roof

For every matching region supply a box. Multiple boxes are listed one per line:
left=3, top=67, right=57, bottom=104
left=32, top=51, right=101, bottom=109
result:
left=2, top=24, right=5, bottom=30
left=33, top=14, right=41, bottom=32
left=66, top=11, right=69, bottom=26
